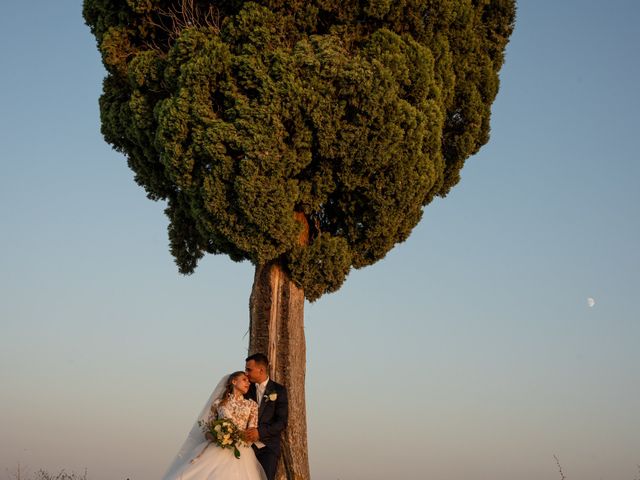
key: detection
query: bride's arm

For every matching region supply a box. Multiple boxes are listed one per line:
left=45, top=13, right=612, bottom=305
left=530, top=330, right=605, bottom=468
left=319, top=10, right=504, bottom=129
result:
left=209, top=399, right=220, bottom=420
left=240, top=400, right=259, bottom=442
left=247, top=400, right=258, bottom=429
left=204, top=400, right=220, bottom=441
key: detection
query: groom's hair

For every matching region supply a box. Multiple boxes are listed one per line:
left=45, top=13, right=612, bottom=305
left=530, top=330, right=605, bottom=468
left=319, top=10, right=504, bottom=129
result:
left=246, top=352, right=269, bottom=368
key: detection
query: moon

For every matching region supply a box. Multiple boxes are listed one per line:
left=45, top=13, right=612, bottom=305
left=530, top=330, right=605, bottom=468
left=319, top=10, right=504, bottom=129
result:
left=587, top=297, right=596, bottom=307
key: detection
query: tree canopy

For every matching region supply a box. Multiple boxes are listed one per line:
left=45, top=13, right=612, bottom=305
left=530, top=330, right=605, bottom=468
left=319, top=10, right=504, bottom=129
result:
left=84, top=0, right=516, bottom=300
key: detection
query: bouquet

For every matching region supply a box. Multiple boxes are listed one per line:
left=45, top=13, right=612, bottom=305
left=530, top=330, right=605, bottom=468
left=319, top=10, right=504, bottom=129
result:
left=197, top=418, right=244, bottom=459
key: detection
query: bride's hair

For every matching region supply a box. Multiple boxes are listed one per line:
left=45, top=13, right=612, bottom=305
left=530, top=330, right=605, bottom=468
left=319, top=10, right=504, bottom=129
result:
left=218, top=371, right=246, bottom=408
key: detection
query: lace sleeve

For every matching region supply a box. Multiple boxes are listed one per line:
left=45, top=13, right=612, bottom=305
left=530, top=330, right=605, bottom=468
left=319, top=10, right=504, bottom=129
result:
left=248, top=400, right=258, bottom=429
left=208, top=399, right=221, bottom=421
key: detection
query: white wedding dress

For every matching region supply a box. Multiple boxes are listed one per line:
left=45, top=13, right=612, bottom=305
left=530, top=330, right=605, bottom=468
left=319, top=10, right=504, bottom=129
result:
left=162, top=378, right=267, bottom=480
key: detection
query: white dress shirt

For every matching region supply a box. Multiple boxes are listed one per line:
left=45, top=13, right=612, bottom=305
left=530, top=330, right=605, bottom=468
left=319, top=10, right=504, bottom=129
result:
left=254, top=378, right=269, bottom=449
left=256, top=377, right=269, bottom=407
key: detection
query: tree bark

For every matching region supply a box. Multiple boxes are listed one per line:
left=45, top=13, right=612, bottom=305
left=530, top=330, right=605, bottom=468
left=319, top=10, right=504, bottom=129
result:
left=248, top=212, right=311, bottom=480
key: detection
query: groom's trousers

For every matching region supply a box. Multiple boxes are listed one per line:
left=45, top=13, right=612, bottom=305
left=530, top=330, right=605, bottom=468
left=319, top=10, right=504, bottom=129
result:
left=253, top=445, right=278, bottom=480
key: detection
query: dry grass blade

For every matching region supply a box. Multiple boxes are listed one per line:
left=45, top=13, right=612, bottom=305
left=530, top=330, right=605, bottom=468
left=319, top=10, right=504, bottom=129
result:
left=554, top=454, right=567, bottom=480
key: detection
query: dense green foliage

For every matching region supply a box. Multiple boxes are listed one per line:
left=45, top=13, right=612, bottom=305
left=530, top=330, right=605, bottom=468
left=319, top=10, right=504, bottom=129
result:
left=84, top=0, right=515, bottom=300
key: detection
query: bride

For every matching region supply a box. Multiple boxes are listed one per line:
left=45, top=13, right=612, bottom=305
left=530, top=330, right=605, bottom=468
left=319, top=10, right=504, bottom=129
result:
left=162, top=371, right=267, bottom=480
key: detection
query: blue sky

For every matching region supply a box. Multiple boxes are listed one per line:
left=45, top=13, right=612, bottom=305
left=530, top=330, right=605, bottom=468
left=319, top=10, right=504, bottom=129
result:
left=1, top=1, right=639, bottom=479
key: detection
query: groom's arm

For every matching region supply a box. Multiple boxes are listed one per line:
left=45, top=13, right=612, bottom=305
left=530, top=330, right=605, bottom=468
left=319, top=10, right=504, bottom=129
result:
left=258, top=385, right=288, bottom=441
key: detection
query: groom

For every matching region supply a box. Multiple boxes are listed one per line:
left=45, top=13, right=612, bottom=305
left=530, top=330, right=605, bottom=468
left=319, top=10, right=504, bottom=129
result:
left=244, top=353, right=288, bottom=480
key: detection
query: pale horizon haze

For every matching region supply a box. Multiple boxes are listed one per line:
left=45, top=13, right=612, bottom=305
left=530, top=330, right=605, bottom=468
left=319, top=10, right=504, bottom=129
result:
left=1, top=1, right=639, bottom=480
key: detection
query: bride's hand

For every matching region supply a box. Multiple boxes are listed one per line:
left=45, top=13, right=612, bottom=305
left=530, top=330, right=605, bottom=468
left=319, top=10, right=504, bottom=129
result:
left=242, top=428, right=259, bottom=443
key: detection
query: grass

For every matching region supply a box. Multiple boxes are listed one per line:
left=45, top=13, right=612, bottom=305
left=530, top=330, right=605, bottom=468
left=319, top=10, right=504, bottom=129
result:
left=5, top=459, right=640, bottom=479
left=4, top=466, right=90, bottom=480
left=553, top=455, right=640, bottom=480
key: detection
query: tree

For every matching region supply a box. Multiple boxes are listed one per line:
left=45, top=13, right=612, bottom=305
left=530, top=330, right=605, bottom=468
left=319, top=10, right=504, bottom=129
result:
left=83, top=1, right=516, bottom=478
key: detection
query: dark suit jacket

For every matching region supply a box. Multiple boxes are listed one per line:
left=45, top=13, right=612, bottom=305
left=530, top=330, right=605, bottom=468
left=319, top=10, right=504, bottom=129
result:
left=245, top=379, right=288, bottom=452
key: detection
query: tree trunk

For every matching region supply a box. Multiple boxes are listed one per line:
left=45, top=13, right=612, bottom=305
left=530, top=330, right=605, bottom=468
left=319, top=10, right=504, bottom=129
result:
left=248, top=260, right=310, bottom=480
